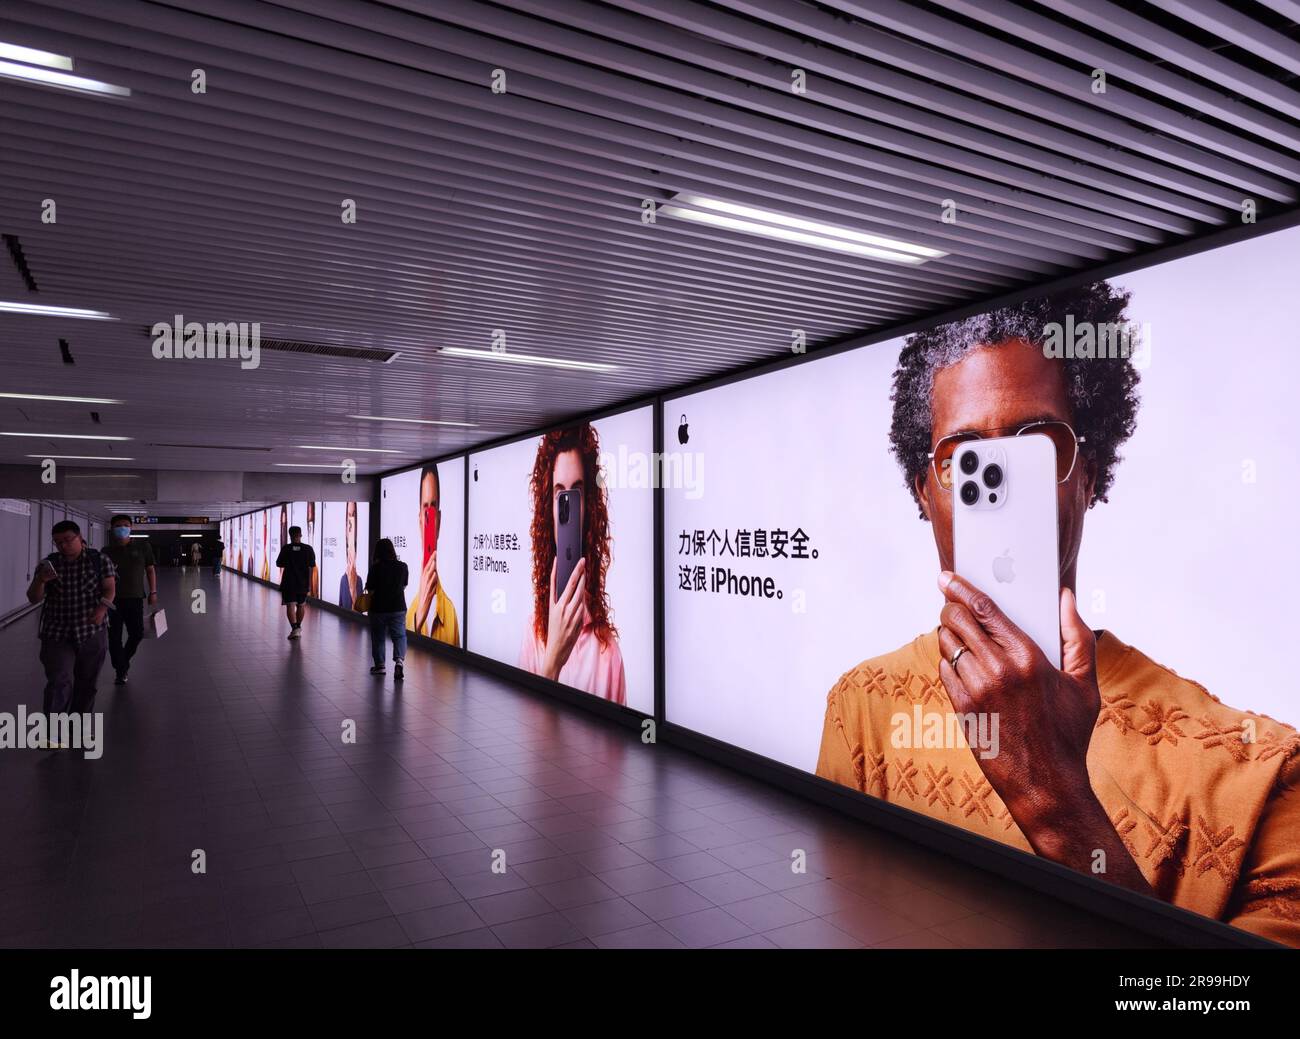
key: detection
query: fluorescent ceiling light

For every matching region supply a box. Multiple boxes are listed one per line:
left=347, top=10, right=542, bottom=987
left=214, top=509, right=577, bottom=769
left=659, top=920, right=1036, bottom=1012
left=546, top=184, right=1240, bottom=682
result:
left=25, top=454, right=134, bottom=460
left=0, top=42, right=73, bottom=69
left=349, top=414, right=477, bottom=427
left=0, top=301, right=117, bottom=320
left=0, top=431, right=130, bottom=440
left=295, top=445, right=399, bottom=454
left=0, top=58, right=130, bottom=96
left=1, top=392, right=122, bottom=404
left=129, top=534, right=150, bottom=539
left=661, top=193, right=946, bottom=264
left=181, top=534, right=202, bottom=538
left=273, top=462, right=359, bottom=468
left=439, top=347, right=617, bottom=372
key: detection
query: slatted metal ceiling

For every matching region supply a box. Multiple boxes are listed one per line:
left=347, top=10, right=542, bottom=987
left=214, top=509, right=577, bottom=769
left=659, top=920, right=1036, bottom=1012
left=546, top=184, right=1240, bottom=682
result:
left=2, top=0, right=1299, bottom=511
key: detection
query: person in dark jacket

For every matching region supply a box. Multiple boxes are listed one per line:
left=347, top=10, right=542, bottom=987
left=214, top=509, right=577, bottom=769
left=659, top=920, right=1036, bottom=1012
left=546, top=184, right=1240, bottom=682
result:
left=364, top=538, right=409, bottom=679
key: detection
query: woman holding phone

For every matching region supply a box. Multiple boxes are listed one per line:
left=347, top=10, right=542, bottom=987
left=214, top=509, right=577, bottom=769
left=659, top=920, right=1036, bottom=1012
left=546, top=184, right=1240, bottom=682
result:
left=518, top=423, right=626, bottom=704
left=406, top=464, right=460, bottom=645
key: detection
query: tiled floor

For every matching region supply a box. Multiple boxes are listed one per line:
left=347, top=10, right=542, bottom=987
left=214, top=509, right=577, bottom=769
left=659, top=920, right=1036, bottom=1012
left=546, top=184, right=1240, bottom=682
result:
left=0, top=569, right=1165, bottom=949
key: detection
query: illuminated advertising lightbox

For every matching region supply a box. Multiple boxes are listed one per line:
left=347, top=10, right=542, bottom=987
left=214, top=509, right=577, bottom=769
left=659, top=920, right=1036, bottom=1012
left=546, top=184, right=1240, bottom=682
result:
left=320, top=501, right=370, bottom=610
left=663, top=225, right=1300, bottom=946
left=468, top=407, right=655, bottom=713
left=285, top=502, right=323, bottom=598
left=240, top=513, right=254, bottom=576
left=379, top=459, right=465, bottom=647
left=269, top=503, right=287, bottom=584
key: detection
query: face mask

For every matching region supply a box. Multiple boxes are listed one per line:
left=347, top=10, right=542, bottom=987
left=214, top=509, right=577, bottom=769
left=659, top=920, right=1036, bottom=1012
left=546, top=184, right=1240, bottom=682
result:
left=113, top=526, right=131, bottom=540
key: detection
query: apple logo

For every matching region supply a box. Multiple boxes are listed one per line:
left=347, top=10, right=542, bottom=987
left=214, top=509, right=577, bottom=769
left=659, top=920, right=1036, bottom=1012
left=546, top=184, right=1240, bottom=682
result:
left=677, top=413, right=689, bottom=445
left=992, top=549, right=1016, bottom=584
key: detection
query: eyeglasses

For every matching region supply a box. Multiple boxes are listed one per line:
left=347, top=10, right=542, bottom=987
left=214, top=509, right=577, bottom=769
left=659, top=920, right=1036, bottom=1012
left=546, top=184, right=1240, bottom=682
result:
left=928, top=420, right=1086, bottom=491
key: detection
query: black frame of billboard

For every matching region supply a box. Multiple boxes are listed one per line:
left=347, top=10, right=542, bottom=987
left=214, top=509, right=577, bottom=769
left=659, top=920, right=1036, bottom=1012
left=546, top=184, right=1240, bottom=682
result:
left=224, top=209, right=1300, bottom=949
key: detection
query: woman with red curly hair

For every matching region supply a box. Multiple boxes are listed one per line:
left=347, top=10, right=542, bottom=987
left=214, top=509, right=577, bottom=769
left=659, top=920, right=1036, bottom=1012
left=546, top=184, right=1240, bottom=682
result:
left=518, top=423, right=627, bottom=704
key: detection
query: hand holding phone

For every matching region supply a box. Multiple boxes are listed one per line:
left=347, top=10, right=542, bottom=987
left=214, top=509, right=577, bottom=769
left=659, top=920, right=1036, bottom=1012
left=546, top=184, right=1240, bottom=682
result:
left=936, top=571, right=1103, bottom=854
left=415, top=550, right=439, bottom=633
left=37, top=559, right=57, bottom=582
left=541, top=556, right=587, bottom=681
left=939, top=435, right=1107, bottom=856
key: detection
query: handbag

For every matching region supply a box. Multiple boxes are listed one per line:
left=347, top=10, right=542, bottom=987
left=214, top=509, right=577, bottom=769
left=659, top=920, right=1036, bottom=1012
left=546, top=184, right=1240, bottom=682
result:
left=353, top=591, right=372, bottom=614
left=147, top=608, right=168, bottom=638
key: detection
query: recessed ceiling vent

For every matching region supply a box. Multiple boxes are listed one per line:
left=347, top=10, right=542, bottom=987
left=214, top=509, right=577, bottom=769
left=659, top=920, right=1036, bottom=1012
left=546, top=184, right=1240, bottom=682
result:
left=148, top=443, right=274, bottom=452
left=3, top=234, right=38, bottom=291
left=258, top=338, right=401, bottom=363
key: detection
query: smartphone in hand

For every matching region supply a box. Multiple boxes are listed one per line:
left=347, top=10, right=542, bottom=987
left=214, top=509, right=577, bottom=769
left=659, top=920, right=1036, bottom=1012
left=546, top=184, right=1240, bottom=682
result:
left=951, top=434, right=1061, bottom=667
left=554, top=488, right=582, bottom=602
left=423, top=505, right=439, bottom=569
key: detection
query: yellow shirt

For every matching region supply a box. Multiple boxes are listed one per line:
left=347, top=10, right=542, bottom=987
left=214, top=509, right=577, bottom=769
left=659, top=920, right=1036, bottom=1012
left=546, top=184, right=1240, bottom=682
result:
left=816, top=629, right=1300, bottom=946
left=405, top=583, right=460, bottom=647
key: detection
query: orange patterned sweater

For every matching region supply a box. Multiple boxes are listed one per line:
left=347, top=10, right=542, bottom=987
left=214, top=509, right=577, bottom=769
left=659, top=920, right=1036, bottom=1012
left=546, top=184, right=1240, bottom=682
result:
left=816, top=629, right=1300, bottom=946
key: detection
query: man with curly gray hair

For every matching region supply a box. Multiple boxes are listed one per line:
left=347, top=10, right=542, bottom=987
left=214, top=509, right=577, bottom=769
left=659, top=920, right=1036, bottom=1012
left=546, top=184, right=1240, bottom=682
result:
left=816, top=282, right=1300, bottom=946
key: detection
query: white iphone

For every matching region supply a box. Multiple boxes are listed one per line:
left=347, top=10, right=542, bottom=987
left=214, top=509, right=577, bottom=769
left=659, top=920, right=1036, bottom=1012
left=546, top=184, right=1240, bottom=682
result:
left=951, top=433, right=1061, bottom=668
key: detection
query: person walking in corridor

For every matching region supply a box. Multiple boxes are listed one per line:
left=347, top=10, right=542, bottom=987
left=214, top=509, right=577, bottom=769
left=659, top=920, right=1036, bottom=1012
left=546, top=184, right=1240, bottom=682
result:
left=27, top=520, right=118, bottom=732
left=364, top=538, right=408, bottom=679
left=103, top=515, right=157, bottom=686
left=275, top=525, right=316, bottom=640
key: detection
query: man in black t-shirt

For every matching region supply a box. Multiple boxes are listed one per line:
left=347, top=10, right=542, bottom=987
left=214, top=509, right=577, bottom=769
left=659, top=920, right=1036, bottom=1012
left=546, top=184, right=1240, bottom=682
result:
left=103, top=515, right=157, bottom=686
left=275, top=525, right=316, bottom=640
left=212, top=539, right=225, bottom=575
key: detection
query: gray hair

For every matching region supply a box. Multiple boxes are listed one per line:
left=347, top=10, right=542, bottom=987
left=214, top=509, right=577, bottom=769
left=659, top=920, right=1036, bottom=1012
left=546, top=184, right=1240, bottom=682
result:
left=889, top=281, right=1141, bottom=516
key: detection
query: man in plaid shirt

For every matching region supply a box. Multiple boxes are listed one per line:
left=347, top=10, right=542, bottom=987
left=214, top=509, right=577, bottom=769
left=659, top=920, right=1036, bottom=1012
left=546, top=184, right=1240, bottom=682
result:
left=26, top=519, right=118, bottom=717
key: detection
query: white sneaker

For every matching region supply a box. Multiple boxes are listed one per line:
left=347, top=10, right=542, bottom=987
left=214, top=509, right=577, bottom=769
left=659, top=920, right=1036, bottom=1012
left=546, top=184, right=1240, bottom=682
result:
left=288, top=626, right=301, bottom=639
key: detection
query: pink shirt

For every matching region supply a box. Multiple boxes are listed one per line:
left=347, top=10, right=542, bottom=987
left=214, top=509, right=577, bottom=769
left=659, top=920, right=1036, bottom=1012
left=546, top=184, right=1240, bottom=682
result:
left=519, top=623, right=627, bottom=705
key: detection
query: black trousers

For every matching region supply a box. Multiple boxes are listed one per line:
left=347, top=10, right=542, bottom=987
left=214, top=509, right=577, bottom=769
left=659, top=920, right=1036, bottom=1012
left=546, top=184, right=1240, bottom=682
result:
left=108, top=597, right=146, bottom=675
